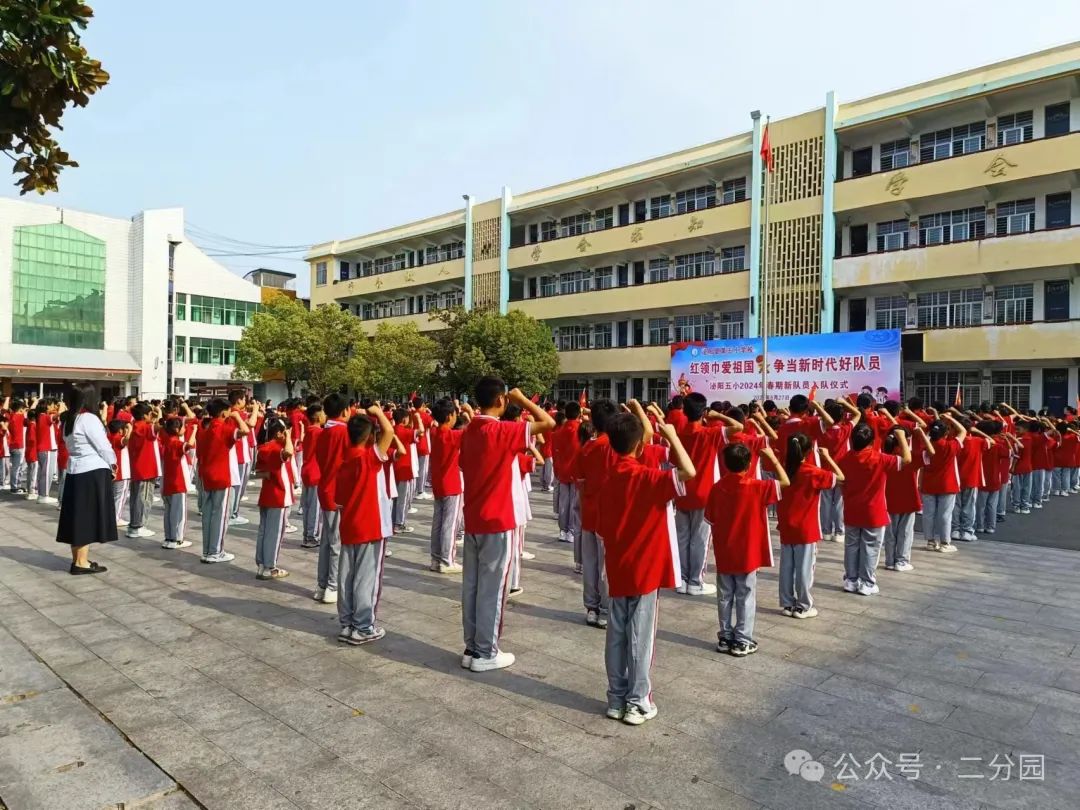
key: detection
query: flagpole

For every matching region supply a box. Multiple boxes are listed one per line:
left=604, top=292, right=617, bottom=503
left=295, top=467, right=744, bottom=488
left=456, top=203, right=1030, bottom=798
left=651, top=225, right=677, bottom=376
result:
left=760, top=118, right=771, bottom=402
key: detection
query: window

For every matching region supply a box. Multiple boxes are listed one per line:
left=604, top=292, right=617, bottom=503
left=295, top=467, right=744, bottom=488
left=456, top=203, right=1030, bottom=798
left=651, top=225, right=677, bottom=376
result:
left=918, top=207, right=985, bottom=245
left=425, top=241, right=465, bottom=263
left=919, top=121, right=985, bottom=163
left=559, top=270, right=588, bottom=295
left=879, top=139, right=910, bottom=171
left=361, top=303, right=373, bottom=320
left=442, top=289, right=464, bottom=308
left=594, top=208, right=613, bottom=231
left=339, top=261, right=350, bottom=281
left=647, top=377, right=670, bottom=406
left=674, top=313, right=714, bottom=342
left=994, top=283, right=1034, bottom=324
left=648, top=317, right=670, bottom=345
left=539, top=276, right=556, bottom=297
left=315, top=261, right=327, bottom=286
left=360, top=260, right=373, bottom=277
left=560, top=213, right=591, bottom=238
left=721, top=178, right=747, bottom=204
left=874, top=295, right=908, bottom=330
left=188, top=337, right=239, bottom=366
left=590, top=378, right=612, bottom=400
left=719, top=246, right=746, bottom=272
left=1047, top=192, right=1072, bottom=229
left=676, top=184, right=716, bottom=214
left=650, top=195, right=671, bottom=219
left=992, top=370, right=1031, bottom=411
left=373, top=256, right=397, bottom=274
left=997, top=110, right=1033, bottom=145
left=1045, top=102, right=1071, bottom=138
left=175, top=293, right=186, bottom=321
left=876, top=219, right=908, bottom=252
left=914, top=371, right=981, bottom=410
left=558, top=325, right=590, bottom=351
left=591, top=323, right=613, bottom=349
left=173, top=336, right=187, bottom=363
left=188, top=296, right=261, bottom=328
left=916, top=288, right=982, bottom=329
left=717, top=311, right=745, bottom=339
left=995, top=199, right=1035, bottom=235
left=648, top=259, right=670, bottom=283
left=851, top=147, right=872, bottom=177
left=674, top=251, right=715, bottom=280
left=593, top=266, right=613, bottom=290
left=540, top=221, right=557, bottom=242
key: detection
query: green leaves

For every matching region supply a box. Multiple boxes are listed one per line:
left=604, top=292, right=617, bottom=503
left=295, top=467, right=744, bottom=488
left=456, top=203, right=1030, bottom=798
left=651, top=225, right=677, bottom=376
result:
left=0, top=0, right=109, bottom=194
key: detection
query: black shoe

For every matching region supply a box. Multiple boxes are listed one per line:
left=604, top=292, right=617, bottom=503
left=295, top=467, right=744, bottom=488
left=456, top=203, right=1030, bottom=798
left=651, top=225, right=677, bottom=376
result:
left=508, top=587, right=524, bottom=597
left=716, top=635, right=733, bottom=654
left=728, top=639, right=758, bottom=657
left=70, top=561, right=107, bottom=575
left=996, top=515, right=1005, bottom=523
left=301, top=538, right=319, bottom=549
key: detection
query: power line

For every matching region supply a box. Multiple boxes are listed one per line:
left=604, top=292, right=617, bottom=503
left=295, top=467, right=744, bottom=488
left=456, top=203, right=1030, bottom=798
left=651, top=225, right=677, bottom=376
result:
left=186, top=221, right=312, bottom=251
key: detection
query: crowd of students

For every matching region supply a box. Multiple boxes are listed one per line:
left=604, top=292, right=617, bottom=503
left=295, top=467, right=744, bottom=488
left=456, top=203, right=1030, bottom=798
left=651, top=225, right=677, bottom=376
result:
left=2, top=384, right=1079, bottom=727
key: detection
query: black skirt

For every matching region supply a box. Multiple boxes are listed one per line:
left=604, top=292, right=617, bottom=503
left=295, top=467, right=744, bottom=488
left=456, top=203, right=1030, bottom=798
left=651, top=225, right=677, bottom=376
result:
left=56, top=468, right=119, bottom=547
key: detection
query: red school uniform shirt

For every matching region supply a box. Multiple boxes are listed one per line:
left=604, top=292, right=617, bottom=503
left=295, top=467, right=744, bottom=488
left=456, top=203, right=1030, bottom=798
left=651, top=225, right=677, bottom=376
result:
left=818, top=420, right=854, bottom=464
left=57, top=435, right=69, bottom=471
left=24, top=420, right=37, bottom=459
left=1014, top=433, right=1035, bottom=475
left=638, top=443, right=669, bottom=470
left=674, top=422, right=728, bottom=511
left=576, top=434, right=614, bottom=534
left=116, top=409, right=133, bottom=423
left=838, top=446, right=902, bottom=529
left=705, top=473, right=781, bottom=575
left=981, top=438, right=1011, bottom=493
left=722, top=429, right=767, bottom=478
left=255, top=439, right=294, bottom=508
left=110, top=432, right=130, bottom=481
left=1031, top=432, right=1055, bottom=472
left=128, top=420, right=159, bottom=481
left=597, top=456, right=684, bottom=597
left=161, top=435, right=189, bottom=497
left=196, top=418, right=239, bottom=491
left=956, top=437, right=986, bottom=490
left=459, top=415, right=530, bottom=535
left=336, top=444, right=390, bottom=545
left=776, top=415, right=827, bottom=463
left=289, top=409, right=307, bottom=446
left=429, top=424, right=464, bottom=498
left=36, top=412, right=57, bottom=452
left=777, top=462, right=836, bottom=544
left=392, top=423, right=418, bottom=481
left=551, top=419, right=581, bottom=485
left=300, top=424, right=322, bottom=487
left=921, top=437, right=962, bottom=495
left=417, top=410, right=433, bottom=457
left=1065, top=432, right=1080, bottom=466
left=885, top=447, right=926, bottom=515
left=8, top=412, right=25, bottom=449
left=315, top=420, right=349, bottom=510
left=666, top=408, right=688, bottom=434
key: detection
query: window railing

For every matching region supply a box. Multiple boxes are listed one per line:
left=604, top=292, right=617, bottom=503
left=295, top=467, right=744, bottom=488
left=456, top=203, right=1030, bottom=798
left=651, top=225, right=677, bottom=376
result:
left=836, top=220, right=1080, bottom=259
left=510, top=263, right=748, bottom=303
left=554, top=323, right=745, bottom=352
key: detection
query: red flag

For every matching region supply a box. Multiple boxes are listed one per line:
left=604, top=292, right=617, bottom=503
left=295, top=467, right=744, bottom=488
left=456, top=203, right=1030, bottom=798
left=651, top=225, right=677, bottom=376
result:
left=954, top=381, right=963, bottom=408
left=760, top=123, right=774, bottom=173
left=578, top=389, right=588, bottom=408
left=408, top=390, right=418, bottom=400
left=530, top=393, right=540, bottom=404
left=808, top=384, right=817, bottom=402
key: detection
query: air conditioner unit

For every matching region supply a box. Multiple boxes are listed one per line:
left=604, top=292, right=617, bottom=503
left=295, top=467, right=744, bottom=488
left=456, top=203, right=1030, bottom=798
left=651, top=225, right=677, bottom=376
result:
left=1007, top=213, right=1031, bottom=234
left=1000, top=127, right=1025, bottom=145
left=883, top=232, right=905, bottom=251
left=923, top=226, right=944, bottom=246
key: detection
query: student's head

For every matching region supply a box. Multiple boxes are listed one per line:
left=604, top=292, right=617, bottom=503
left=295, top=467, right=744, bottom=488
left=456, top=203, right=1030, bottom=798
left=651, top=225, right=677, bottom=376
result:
left=589, top=399, right=618, bottom=434
left=726, top=406, right=746, bottom=424
left=577, top=419, right=593, bottom=446
left=789, top=395, right=810, bottom=415
left=683, top=392, right=708, bottom=423
left=554, top=411, right=566, bottom=427
left=123, top=396, right=137, bottom=411
left=432, top=400, right=456, bottom=427
left=11, top=398, right=25, bottom=412
left=164, top=417, right=184, bottom=437
left=264, top=418, right=287, bottom=442
left=785, top=432, right=812, bottom=480
left=927, top=419, right=949, bottom=442
left=162, top=400, right=179, bottom=417
left=977, top=420, right=1002, bottom=436
left=667, top=395, right=685, bottom=413
left=306, top=404, right=325, bottom=425
left=882, top=399, right=900, bottom=417
left=108, top=419, right=126, bottom=435
left=392, top=408, right=409, bottom=425
left=346, top=413, right=374, bottom=446
left=856, top=393, right=875, bottom=411
left=132, top=402, right=152, bottom=421
left=762, top=400, right=777, bottom=414
left=323, top=392, right=348, bottom=419
left=861, top=386, right=873, bottom=395
left=411, top=396, right=424, bottom=410
left=207, top=398, right=230, bottom=418
left=607, top=413, right=644, bottom=457
left=228, top=389, right=246, bottom=407
left=851, top=422, right=876, bottom=451
left=907, top=396, right=924, bottom=411
left=474, top=376, right=508, bottom=413
left=501, top=404, right=522, bottom=422
left=564, top=401, right=581, bottom=420
left=709, top=400, right=725, bottom=416
left=722, top=443, right=752, bottom=474
left=824, top=401, right=844, bottom=423
left=1014, top=419, right=1029, bottom=434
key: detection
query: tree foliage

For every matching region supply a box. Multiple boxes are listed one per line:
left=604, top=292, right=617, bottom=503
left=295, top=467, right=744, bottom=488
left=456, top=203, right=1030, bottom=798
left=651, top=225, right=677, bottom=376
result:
left=434, top=308, right=559, bottom=397
left=299, top=302, right=369, bottom=397
left=0, top=1, right=110, bottom=194
left=233, top=294, right=309, bottom=397
left=362, top=321, right=439, bottom=399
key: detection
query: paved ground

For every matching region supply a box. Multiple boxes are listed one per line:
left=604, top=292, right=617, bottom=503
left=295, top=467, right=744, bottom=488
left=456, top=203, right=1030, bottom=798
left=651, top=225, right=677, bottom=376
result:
left=3, top=484, right=1080, bottom=810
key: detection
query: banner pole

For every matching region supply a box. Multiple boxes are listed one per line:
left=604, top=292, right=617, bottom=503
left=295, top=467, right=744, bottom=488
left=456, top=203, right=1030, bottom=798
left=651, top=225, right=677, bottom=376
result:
left=760, top=138, right=771, bottom=401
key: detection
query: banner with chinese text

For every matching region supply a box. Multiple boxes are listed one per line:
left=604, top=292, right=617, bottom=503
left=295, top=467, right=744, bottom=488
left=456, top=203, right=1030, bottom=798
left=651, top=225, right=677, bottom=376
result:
left=670, top=330, right=901, bottom=403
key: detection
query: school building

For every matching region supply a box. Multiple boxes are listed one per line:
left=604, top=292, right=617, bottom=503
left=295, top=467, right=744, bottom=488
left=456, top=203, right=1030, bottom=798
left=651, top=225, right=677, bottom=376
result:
left=307, top=42, right=1080, bottom=414
left=0, top=197, right=286, bottom=402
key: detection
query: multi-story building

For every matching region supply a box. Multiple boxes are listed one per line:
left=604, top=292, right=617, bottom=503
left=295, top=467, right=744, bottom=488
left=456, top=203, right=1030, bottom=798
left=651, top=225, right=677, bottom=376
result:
left=0, top=197, right=268, bottom=401
left=308, top=42, right=1080, bottom=413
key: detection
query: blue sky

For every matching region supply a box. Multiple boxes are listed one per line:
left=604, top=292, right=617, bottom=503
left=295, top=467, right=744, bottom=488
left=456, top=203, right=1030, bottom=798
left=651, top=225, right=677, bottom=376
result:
left=9, top=0, right=1079, bottom=296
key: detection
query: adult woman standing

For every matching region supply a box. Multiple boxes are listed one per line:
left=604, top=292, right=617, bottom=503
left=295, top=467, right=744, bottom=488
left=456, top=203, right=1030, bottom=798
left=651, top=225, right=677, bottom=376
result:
left=57, top=383, right=117, bottom=574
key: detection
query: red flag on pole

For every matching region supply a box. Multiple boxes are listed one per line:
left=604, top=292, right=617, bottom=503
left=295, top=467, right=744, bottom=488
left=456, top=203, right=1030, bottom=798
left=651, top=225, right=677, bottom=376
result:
left=578, top=389, right=588, bottom=408
left=530, top=393, right=540, bottom=404
left=954, top=381, right=963, bottom=408
left=760, top=123, right=774, bottom=173
left=808, top=384, right=817, bottom=402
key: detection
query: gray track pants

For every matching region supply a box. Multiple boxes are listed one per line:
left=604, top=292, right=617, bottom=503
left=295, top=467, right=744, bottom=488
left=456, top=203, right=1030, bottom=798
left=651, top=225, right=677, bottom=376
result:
left=256, top=507, right=287, bottom=569
left=129, top=480, right=154, bottom=529
left=844, top=526, right=884, bottom=585
left=200, top=488, right=229, bottom=557
left=338, top=540, right=385, bottom=632
left=778, top=543, right=815, bottom=611
left=416, top=455, right=430, bottom=492
left=580, top=529, right=608, bottom=613
left=163, top=492, right=187, bottom=542
left=229, top=462, right=251, bottom=519
left=301, top=486, right=322, bottom=542
left=36, top=450, right=56, bottom=499
left=318, top=508, right=342, bottom=591
left=9, top=448, right=24, bottom=492
left=884, top=513, right=915, bottom=567
left=819, top=483, right=844, bottom=535
left=718, top=572, right=756, bottom=644
left=605, top=590, right=658, bottom=713
left=540, top=458, right=554, bottom=490
left=674, top=508, right=710, bottom=589
left=392, top=479, right=414, bottom=527
left=922, top=493, right=956, bottom=544
left=0, top=457, right=10, bottom=490
left=975, top=490, right=999, bottom=532
left=462, top=531, right=513, bottom=659
left=951, top=487, right=976, bottom=535
left=556, top=482, right=580, bottom=540
left=113, top=480, right=129, bottom=523
left=431, top=494, right=461, bottom=566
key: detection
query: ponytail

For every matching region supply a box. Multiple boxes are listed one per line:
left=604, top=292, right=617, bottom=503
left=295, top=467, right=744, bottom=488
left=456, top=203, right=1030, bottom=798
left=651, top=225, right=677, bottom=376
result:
left=785, top=432, right=811, bottom=481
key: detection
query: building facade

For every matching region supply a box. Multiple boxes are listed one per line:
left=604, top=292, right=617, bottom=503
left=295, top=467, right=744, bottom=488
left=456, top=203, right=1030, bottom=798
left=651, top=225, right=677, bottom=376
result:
left=309, top=42, right=1080, bottom=413
left=0, top=198, right=267, bottom=401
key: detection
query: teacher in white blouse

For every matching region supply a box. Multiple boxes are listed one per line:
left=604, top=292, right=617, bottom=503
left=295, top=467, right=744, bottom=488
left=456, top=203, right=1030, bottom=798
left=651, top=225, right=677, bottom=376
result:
left=57, top=383, right=118, bottom=574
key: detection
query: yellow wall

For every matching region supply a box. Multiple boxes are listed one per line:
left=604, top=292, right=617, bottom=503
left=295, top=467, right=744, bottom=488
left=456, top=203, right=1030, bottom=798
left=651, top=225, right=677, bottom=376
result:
left=360, top=312, right=444, bottom=334
left=923, top=320, right=1080, bottom=363
left=558, top=345, right=671, bottom=375
left=326, top=259, right=465, bottom=299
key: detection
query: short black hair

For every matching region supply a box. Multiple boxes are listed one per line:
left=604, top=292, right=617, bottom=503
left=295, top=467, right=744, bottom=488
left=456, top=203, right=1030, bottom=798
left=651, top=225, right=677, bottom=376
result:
left=856, top=393, right=875, bottom=410
left=228, top=389, right=246, bottom=405
left=501, top=404, right=522, bottom=422
left=306, top=403, right=323, bottom=422
left=907, top=396, right=924, bottom=410
left=589, top=399, right=618, bottom=434
left=411, top=396, right=424, bottom=409
left=882, top=400, right=900, bottom=417
left=346, top=413, right=374, bottom=445
left=164, top=417, right=184, bottom=436
left=323, top=392, right=348, bottom=418
left=264, top=417, right=287, bottom=439
left=683, top=392, right=708, bottom=422
left=607, top=413, right=643, bottom=455
left=824, top=401, right=844, bottom=422
left=393, top=408, right=409, bottom=424
left=107, top=419, right=126, bottom=433
left=432, top=401, right=454, bottom=425
left=564, top=402, right=581, bottom=419
left=851, top=422, right=875, bottom=450
left=207, top=398, right=229, bottom=418
left=668, top=395, right=684, bottom=411
left=722, top=443, right=751, bottom=473
left=789, top=394, right=809, bottom=414
left=132, top=402, right=152, bottom=420
left=474, top=376, right=507, bottom=408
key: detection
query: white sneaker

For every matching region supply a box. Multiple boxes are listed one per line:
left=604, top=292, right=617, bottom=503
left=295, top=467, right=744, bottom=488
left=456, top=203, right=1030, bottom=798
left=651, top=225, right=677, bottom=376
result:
left=842, top=578, right=859, bottom=593
left=894, top=561, right=915, bottom=572
left=520, top=550, right=536, bottom=561
left=573, top=563, right=582, bottom=574
left=320, top=589, right=338, bottom=604
left=792, top=606, right=819, bottom=619
left=950, top=531, right=961, bottom=541
left=936, top=543, right=958, bottom=554
left=831, top=533, right=845, bottom=543
left=470, top=650, right=515, bottom=672
left=38, top=496, right=57, bottom=505
left=116, top=519, right=130, bottom=528
left=384, top=546, right=393, bottom=557
left=687, top=583, right=718, bottom=596
left=557, top=531, right=567, bottom=542
left=437, top=562, right=463, bottom=574
left=25, top=493, right=38, bottom=501
left=313, top=588, right=325, bottom=602
left=605, top=706, right=625, bottom=721
left=586, top=609, right=601, bottom=627
left=408, top=507, right=418, bottom=515
left=622, top=704, right=658, bottom=726
left=675, top=583, right=688, bottom=594
left=161, top=539, right=192, bottom=549
left=229, top=516, right=250, bottom=526
left=284, top=524, right=298, bottom=534
left=961, top=532, right=977, bottom=542
left=346, top=627, right=386, bottom=645
left=856, top=581, right=879, bottom=596
left=201, top=551, right=235, bottom=563
left=460, top=651, right=473, bottom=669
left=926, top=540, right=939, bottom=551
left=240, top=495, right=249, bottom=502
left=337, top=626, right=352, bottom=644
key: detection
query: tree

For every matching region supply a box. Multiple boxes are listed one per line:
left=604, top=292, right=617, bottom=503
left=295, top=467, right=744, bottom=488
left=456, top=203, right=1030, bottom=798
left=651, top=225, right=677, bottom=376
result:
left=434, top=308, right=559, bottom=397
left=300, top=303, right=369, bottom=397
left=1, top=1, right=110, bottom=194
left=363, top=321, right=438, bottom=399
left=234, top=294, right=309, bottom=397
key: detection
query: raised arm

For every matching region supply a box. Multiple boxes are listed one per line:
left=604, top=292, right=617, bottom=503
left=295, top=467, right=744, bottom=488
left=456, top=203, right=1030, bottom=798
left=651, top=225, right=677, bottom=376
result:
left=369, top=405, right=395, bottom=457
left=810, top=400, right=835, bottom=427
left=760, top=445, right=790, bottom=488
left=894, top=429, right=912, bottom=466
left=509, top=388, right=556, bottom=436
left=818, top=446, right=844, bottom=482
left=751, top=411, right=778, bottom=441
left=657, top=422, right=696, bottom=482
left=628, top=399, right=654, bottom=445
left=941, top=412, right=967, bottom=444
left=838, top=396, right=862, bottom=426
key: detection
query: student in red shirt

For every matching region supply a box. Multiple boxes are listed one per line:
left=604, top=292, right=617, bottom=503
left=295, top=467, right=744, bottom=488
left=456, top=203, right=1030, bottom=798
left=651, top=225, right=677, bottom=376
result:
left=161, top=417, right=197, bottom=550
left=664, top=396, right=688, bottom=434
left=883, top=424, right=931, bottom=572
left=390, top=408, right=424, bottom=533
left=55, top=415, right=70, bottom=509
left=334, top=406, right=396, bottom=645
left=595, top=414, right=694, bottom=725
left=35, top=398, right=60, bottom=504
left=24, top=407, right=39, bottom=499
left=951, top=415, right=992, bottom=542
left=196, top=398, right=250, bottom=563
left=839, top=422, right=909, bottom=595
left=125, top=402, right=161, bottom=538
left=227, top=394, right=261, bottom=526
left=706, top=442, right=788, bottom=657
left=775, top=394, right=835, bottom=464
left=314, top=393, right=351, bottom=604
left=777, top=434, right=843, bottom=620
left=7, top=399, right=28, bottom=495
left=253, top=418, right=295, bottom=580
left=108, top=420, right=132, bottom=526
left=975, top=421, right=1010, bottom=535
left=300, top=403, right=325, bottom=549
left=817, top=398, right=861, bottom=542
left=551, top=402, right=582, bottom=550
left=412, top=397, right=434, bottom=500
left=576, top=399, right=621, bottom=628
left=428, top=399, right=466, bottom=574
left=920, top=413, right=967, bottom=554
left=538, top=423, right=555, bottom=492
left=1061, top=421, right=1080, bottom=494
left=0, top=412, right=9, bottom=492
left=507, top=423, right=544, bottom=598
left=459, top=377, right=555, bottom=673
left=1031, top=420, right=1057, bottom=505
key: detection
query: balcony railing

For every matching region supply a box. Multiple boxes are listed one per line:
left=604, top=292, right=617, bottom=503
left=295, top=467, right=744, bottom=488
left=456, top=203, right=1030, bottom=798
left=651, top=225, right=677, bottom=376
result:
left=837, top=221, right=1079, bottom=259
left=510, top=265, right=748, bottom=303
